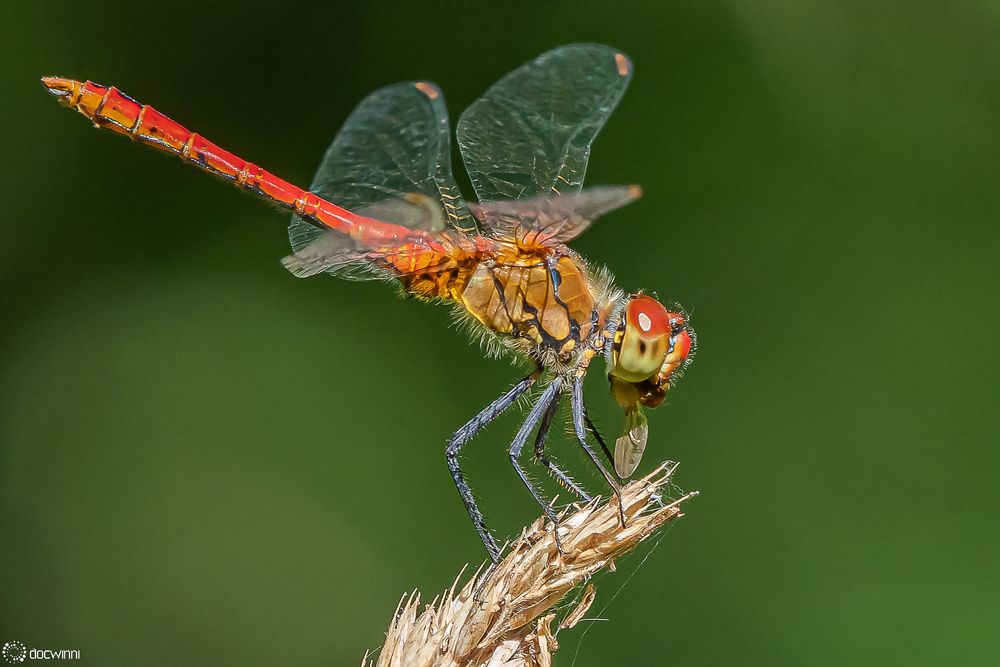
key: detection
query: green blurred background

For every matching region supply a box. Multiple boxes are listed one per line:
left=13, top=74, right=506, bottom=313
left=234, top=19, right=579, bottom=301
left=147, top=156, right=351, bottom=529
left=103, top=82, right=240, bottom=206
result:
left=2, top=1, right=999, bottom=664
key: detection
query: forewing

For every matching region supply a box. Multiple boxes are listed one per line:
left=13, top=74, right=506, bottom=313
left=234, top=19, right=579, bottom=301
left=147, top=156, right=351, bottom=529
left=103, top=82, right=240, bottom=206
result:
left=457, top=44, right=632, bottom=203
left=287, top=81, right=474, bottom=280
left=468, top=185, right=641, bottom=245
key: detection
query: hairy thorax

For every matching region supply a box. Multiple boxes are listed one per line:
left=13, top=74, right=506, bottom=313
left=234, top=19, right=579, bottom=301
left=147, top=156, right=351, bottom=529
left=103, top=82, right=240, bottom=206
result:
left=458, top=241, right=596, bottom=360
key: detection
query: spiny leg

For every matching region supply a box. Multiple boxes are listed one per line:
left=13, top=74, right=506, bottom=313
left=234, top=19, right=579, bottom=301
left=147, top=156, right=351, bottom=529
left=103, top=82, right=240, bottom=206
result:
left=584, top=410, right=616, bottom=472
left=533, top=393, right=592, bottom=503
left=508, top=378, right=567, bottom=551
left=571, top=375, right=626, bottom=527
left=446, top=374, right=536, bottom=562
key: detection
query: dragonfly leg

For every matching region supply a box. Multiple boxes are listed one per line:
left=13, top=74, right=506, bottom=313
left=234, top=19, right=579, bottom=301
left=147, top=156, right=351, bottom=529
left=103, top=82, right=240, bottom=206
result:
left=508, top=378, right=567, bottom=553
left=584, top=410, right=617, bottom=473
left=446, top=374, right=536, bottom=562
left=571, top=375, right=626, bottom=528
left=533, top=394, right=592, bottom=503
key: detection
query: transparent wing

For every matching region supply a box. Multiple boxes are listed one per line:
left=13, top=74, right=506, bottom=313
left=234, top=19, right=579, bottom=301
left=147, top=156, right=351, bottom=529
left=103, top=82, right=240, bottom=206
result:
left=281, top=232, right=451, bottom=281
left=614, top=405, right=648, bottom=478
left=282, top=230, right=387, bottom=280
left=287, top=81, right=474, bottom=280
left=457, top=44, right=632, bottom=203
left=469, top=185, right=641, bottom=245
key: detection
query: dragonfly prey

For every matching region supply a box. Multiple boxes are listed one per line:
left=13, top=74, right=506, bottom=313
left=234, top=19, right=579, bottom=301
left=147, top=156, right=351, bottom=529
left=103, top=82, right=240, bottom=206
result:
left=42, top=43, right=695, bottom=562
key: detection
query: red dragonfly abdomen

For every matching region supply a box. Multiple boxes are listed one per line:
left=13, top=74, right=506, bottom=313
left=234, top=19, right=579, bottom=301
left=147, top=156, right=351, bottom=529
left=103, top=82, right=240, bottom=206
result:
left=40, top=77, right=446, bottom=258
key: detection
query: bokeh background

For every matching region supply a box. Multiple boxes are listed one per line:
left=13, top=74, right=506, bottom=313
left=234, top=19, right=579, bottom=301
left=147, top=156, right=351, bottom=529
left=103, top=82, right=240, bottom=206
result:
left=2, top=1, right=999, bottom=664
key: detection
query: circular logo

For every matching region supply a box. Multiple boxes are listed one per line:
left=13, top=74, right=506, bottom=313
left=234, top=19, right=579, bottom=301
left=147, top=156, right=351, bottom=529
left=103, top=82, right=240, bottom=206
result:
left=1, top=641, right=26, bottom=664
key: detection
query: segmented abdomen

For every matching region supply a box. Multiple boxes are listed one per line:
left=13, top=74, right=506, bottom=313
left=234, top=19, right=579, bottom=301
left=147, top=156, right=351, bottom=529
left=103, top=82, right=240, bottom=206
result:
left=42, top=77, right=446, bottom=255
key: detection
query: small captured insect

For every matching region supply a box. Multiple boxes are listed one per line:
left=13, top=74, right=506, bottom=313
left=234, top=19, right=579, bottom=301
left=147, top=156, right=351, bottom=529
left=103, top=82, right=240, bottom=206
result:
left=43, top=43, right=695, bottom=562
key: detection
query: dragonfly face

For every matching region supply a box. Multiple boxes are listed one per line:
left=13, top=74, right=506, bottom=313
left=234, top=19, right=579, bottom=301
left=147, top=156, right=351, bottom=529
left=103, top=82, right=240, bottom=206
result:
left=609, top=296, right=694, bottom=393
left=613, top=295, right=674, bottom=382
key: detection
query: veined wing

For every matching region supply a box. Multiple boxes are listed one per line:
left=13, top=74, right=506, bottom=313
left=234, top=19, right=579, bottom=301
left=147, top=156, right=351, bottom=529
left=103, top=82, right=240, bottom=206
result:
left=457, top=44, right=632, bottom=203
left=287, top=81, right=474, bottom=280
left=469, top=185, right=642, bottom=246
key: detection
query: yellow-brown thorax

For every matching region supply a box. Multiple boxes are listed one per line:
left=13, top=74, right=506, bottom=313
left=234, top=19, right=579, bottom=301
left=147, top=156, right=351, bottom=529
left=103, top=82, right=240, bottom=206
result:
left=399, top=238, right=596, bottom=358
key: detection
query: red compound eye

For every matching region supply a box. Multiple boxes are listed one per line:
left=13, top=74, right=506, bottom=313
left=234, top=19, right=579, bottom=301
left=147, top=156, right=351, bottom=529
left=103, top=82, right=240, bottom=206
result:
left=674, top=329, right=693, bottom=360
left=626, top=295, right=671, bottom=338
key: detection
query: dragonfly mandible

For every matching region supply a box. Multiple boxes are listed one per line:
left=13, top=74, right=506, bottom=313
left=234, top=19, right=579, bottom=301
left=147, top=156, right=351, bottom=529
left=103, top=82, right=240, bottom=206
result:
left=42, top=44, right=695, bottom=562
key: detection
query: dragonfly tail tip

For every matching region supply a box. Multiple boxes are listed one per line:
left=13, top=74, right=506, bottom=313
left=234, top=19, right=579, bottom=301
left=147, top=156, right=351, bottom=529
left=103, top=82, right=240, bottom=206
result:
left=40, top=76, right=77, bottom=104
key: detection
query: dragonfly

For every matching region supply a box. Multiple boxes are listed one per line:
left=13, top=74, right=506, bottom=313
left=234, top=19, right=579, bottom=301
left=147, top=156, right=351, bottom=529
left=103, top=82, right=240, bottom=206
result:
left=42, top=43, right=694, bottom=562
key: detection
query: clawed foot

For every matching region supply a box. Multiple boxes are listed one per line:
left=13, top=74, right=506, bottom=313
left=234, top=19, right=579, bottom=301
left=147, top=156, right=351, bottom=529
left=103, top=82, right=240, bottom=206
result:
left=551, top=521, right=566, bottom=557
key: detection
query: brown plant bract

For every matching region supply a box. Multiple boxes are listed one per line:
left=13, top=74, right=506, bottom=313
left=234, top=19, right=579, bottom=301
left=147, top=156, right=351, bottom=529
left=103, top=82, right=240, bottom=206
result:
left=364, top=462, right=695, bottom=667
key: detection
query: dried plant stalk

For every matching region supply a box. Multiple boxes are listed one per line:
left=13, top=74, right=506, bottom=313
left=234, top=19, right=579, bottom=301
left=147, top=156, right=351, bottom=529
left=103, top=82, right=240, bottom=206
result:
left=364, top=462, right=696, bottom=667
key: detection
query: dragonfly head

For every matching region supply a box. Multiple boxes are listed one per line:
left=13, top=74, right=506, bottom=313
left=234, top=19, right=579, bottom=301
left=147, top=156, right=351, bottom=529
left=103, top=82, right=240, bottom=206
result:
left=606, top=294, right=695, bottom=477
left=609, top=295, right=693, bottom=383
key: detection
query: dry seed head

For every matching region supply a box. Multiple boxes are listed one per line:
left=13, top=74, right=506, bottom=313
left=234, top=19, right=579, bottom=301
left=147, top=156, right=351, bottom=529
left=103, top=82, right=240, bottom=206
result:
left=364, top=461, right=695, bottom=667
